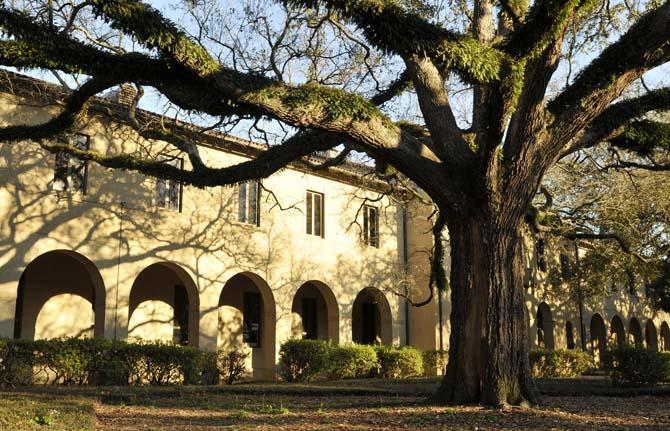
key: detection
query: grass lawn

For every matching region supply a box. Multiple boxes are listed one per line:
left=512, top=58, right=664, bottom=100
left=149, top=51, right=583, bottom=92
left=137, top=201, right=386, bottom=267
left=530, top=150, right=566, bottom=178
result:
left=1, top=378, right=669, bottom=430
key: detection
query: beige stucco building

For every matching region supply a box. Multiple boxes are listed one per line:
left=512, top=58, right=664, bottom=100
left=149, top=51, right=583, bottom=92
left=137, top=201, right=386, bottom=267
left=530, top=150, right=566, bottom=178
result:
left=0, top=71, right=669, bottom=379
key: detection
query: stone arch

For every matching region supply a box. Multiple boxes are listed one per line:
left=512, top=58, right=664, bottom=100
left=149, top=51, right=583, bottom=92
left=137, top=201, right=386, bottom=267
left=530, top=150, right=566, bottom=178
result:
left=660, top=322, right=670, bottom=351
left=590, top=313, right=607, bottom=361
left=352, top=287, right=392, bottom=345
left=645, top=320, right=658, bottom=350
left=128, top=262, right=200, bottom=347
left=628, top=317, right=643, bottom=346
left=14, top=250, right=105, bottom=339
left=218, top=272, right=276, bottom=380
left=536, top=302, right=554, bottom=349
left=291, top=280, right=339, bottom=342
left=610, top=315, right=626, bottom=348
left=565, top=320, right=575, bottom=349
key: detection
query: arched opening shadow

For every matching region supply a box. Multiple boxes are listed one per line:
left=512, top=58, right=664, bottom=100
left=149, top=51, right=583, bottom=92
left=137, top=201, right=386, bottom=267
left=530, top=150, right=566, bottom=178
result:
left=291, top=280, right=339, bottom=343
left=127, top=262, right=200, bottom=347
left=610, top=315, right=626, bottom=348
left=218, top=272, right=276, bottom=380
left=352, top=287, right=392, bottom=345
left=14, top=250, right=105, bottom=340
left=536, top=302, right=554, bottom=349
left=645, top=320, right=658, bottom=350
left=629, top=317, right=643, bottom=347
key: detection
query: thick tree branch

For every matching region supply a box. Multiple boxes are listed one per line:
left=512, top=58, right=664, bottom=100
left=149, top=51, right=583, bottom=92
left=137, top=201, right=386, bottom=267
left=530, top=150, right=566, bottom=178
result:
left=563, top=88, right=670, bottom=156
left=548, top=1, right=670, bottom=149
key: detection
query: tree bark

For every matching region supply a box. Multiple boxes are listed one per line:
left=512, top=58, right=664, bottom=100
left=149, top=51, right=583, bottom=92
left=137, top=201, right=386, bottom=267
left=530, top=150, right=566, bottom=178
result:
left=436, top=211, right=538, bottom=406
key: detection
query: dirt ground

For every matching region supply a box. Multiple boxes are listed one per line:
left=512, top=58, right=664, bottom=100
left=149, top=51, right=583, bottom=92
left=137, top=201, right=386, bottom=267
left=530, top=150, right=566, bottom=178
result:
left=2, top=379, right=670, bottom=430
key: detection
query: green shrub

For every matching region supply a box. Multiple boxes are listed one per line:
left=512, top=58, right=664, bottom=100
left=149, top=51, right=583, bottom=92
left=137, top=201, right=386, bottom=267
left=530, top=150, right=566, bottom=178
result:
left=0, top=338, right=213, bottom=387
left=278, top=339, right=331, bottom=382
left=529, top=349, right=593, bottom=378
left=217, top=350, right=248, bottom=384
left=0, top=339, right=35, bottom=386
left=422, top=350, right=448, bottom=376
left=602, top=347, right=670, bottom=386
left=375, top=346, right=424, bottom=379
left=327, top=344, right=377, bottom=379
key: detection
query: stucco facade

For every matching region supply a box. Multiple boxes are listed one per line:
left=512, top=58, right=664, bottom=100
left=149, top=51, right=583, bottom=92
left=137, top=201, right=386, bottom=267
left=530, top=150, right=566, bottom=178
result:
left=0, top=71, right=669, bottom=380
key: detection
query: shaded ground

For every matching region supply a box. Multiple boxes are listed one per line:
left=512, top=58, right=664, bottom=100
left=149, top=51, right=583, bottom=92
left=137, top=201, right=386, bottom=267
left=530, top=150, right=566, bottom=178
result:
left=1, top=378, right=669, bottom=430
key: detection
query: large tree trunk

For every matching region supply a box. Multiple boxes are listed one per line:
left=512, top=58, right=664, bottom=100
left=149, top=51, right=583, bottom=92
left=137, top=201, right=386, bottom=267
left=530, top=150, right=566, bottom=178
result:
left=436, top=211, right=538, bottom=406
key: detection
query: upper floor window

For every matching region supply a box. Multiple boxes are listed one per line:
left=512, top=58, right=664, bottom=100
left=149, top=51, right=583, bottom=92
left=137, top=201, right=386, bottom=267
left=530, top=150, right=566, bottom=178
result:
left=156, top=156, right=182, bottom=211
left=238, top=180, right=260, bottom=226
left=306, top=190, right=324, bottom=237
left=363, top=205, right=379, bottom=248
left=53, top=134, right=89, bottom=194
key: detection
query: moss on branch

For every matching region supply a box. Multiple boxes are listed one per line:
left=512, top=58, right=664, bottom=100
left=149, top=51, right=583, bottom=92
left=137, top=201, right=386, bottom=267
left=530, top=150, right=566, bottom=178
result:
left=87, top=0, right=218, bottom=75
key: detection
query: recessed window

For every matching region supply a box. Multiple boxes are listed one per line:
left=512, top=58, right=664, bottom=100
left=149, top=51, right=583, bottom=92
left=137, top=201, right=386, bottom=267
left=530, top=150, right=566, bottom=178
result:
left=238, top=180, right=260, bottom=226
left=243, top=292, right=262, bottom=347
left=156, top=156, right=183, bottom=211
left=306, top=190, right=324, bottom=237
left=363, top=205, right=379, bottom=248
left=53, top=133, right=89, bottom=194
left=536, top=238, right=546, bottom=272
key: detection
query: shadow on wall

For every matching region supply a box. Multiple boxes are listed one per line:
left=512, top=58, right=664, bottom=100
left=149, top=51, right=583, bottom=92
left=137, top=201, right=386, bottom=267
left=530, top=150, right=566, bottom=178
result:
left=1, top=116, right=411, bottom=379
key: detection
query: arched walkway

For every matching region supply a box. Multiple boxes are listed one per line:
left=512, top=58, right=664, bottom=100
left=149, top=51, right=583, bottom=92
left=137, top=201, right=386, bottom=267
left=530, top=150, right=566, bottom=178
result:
left=291, top=281, right=339, bottom=342
left=565, top=321, right=575, bottom=349
left=590, top=313, right=607, bottom=362
left=218, top=272, right=276, bottom=380
left=629, top=317, right=643, bottom=346
left=127, top=262, right=200, bottom=346
left=536, top=302, right=555, bottom=349
left=610, top=315, right=626, bottom=348
left=352, top=287, right=392, bottom=345
left=660, top=322, right=670, bottom=351
left=14, top=250, right=105, bottom=339
left=645, top=320, right=658, bottom=350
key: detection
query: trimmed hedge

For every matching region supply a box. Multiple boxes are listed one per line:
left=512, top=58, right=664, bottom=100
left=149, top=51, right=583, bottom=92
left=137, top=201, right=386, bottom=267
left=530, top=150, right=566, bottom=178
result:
left=0, top=338, right=217, bottom=387
left=327, top=344, right=377, bottom=379
left=602, top=347, right=670, bottom=386
left=422, top=350, right=448, bottom=376
left=375, top=346, right=424, bottom=379
left=277, top=340, right=425, bottom=381
left=278, top=339, right=332, bottom=382
left=529, top=348, right=593, bottom=378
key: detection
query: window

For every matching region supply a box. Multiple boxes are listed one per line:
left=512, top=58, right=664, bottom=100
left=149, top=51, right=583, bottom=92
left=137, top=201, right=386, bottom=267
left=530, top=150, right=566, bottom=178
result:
left=156, top=156, right=183, bottom=211
left=53, top=134, right=89, bottom=194
left=238, top=180, right=260, bottom=225
left=560, top=253, right=572, bottom=278
left=243, top=292, right=262, bottom=347
left=306, top=191, right=324, bottom=237
left=536, top=238, right=546, bottom=272
left=363, top=205, right=379, bottom=248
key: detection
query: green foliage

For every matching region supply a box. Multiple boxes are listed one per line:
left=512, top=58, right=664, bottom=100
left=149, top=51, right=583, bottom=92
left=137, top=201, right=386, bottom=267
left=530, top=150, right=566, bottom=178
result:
left=529, top=348, right=593, bottom=378
left=278, top=339, right=332, bottom=382
left=602, top=347, right=670, bottom=386
left=0, top=338, right=215, bottom=387
left=374, top=346, right=424, bottom=379
left=327, top=344, right=378, bottom=379
left=422, top=350, right=448, bottom=376
left=217, top=350, right=248, bottom=385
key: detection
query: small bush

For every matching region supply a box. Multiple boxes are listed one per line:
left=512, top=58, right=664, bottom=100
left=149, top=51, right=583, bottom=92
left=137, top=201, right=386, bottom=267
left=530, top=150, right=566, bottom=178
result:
left=375, top=346, right=424, bottom=379
left=529, top=349, right=593, bottom=378
left=218, top=350, right=248, bottom=384
left=422, top=350, right=448, bottom=376
left=278, top=339, right=331, bottom=382
left=327, top=344, right=377, bottom=379
left=602, top=347, right=670, bottom=386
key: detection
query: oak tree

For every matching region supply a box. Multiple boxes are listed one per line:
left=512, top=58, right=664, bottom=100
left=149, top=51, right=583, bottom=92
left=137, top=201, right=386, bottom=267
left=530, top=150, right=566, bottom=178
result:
left=1, top=0, right=670, bottom=406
